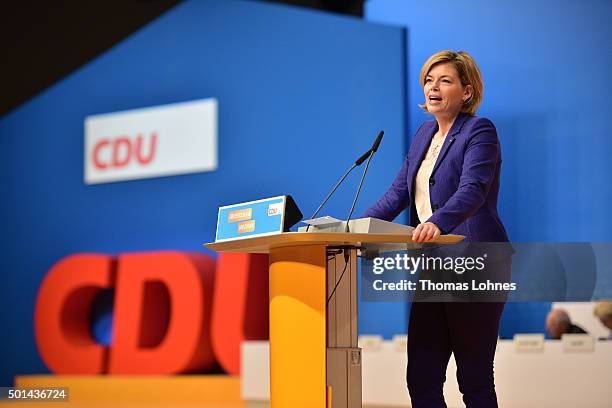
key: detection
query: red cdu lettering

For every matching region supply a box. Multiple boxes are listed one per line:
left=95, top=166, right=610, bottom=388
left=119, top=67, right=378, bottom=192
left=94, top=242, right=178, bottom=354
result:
left=34, top=254, right=114, bottom=374
left=92, top=140, right=110, bottom=170
left=112, top=137, right=131, bottom=168
left=34, top=251, right=270, bottom=376
left=108, top=251, right=217, bottom=374
left=92, top=133, right=157, bottom=170
left=211, top=253, right=269, bottom=375
left=134, top=132, right=157, bottom=165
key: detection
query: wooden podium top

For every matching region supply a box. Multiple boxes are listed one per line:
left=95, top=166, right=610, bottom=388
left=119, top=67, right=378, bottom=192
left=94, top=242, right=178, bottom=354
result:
left=204, top=232, right=463, bottom=254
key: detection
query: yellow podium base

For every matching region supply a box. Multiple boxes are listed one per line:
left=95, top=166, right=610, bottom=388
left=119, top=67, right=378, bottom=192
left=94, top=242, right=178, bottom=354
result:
left=1, top=375, right=243, bottom=408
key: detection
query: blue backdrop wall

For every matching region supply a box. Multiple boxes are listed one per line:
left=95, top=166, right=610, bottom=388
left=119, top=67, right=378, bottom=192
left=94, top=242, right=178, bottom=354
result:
left=0, top=0, right=407, bottom=385
left=366, top=0, right=612, bottom=336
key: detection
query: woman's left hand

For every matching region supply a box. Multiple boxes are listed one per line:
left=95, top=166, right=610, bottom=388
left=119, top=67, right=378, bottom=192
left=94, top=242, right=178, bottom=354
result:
left=412, top=221, right=441, bottom=243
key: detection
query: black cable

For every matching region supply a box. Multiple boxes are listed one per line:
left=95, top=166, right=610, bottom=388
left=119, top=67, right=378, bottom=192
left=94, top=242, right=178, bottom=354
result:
left=327, top=250, right=350, bottom=304
left=327, top=248, right=344, bottom=261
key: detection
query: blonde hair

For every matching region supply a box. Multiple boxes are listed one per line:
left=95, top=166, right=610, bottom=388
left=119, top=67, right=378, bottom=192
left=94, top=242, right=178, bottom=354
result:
left=419, top=50, right=483, bottom=116
left=594, top=301, right=612, bottom=319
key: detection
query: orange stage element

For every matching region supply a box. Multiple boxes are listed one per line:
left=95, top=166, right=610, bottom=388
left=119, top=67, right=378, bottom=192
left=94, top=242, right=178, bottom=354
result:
left=0, top=375, right=242, bottom=408
left=269, top=245, right=327, bottom=408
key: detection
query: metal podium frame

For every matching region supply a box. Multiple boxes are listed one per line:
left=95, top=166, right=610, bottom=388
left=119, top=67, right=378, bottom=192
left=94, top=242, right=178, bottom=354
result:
left=206, top=231, right=462, bottom=408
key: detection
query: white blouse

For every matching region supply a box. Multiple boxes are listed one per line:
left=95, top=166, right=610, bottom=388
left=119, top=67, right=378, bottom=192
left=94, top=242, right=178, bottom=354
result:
left=414, top=131, right=446, bottom=223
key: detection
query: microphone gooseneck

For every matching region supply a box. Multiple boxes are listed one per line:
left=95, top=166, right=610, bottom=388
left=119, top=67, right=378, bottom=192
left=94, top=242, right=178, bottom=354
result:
left=306, top=162, right=357, bottom=232
left=345, top=130, right=384, bottom=232
left=306, top=130, right=384, bottom=232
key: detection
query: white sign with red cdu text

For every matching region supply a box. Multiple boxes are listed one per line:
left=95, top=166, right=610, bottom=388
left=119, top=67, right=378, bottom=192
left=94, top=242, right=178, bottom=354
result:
left=84, top=98, right=217, bottom=184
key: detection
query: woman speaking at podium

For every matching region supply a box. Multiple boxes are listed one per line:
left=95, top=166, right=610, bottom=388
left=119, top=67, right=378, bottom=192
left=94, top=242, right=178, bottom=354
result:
left=364, top=50, right=510, bottom=408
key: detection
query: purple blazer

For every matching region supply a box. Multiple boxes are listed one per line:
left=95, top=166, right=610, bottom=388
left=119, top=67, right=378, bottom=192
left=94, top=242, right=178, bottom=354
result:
left=364, top=112, right=509, bottom=243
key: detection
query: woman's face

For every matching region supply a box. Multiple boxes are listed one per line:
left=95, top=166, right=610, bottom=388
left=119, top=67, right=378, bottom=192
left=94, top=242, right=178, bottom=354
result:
left=423, top=62, right=472, bottom=119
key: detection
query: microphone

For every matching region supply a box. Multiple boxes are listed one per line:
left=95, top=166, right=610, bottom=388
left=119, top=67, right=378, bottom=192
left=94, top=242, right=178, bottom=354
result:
left=371, top=130, right=384, bottom=152
left=355, top=150, right=371, bottom=167
left=306, top=130, right=385, bottom=232
left=345, top=131, right=384, bottom=232
left=355, top=130, right=384, bottom=166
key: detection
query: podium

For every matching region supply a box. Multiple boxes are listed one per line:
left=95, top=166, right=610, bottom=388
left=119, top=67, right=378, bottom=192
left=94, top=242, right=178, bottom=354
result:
left=205, top=224, right=462, bottom=408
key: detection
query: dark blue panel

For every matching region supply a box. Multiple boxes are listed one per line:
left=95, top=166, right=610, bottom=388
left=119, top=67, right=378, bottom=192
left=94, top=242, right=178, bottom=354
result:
left=0, top=0, right=406, bottom=384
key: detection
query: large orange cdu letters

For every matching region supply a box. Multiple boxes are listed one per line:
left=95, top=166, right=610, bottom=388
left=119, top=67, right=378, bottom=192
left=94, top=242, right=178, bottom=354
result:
left=108, top=251, right=216, bottom=374
left=34, top=254, right=113, bottom=374
left=211, top=253, right=269, bottom=375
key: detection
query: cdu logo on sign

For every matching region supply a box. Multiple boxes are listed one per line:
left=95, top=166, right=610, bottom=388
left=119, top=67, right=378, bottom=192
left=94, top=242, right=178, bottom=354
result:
left=84, top=98, right=218, bottom=184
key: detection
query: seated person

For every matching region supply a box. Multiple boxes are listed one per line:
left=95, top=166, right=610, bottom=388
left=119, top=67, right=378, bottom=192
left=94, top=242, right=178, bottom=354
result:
left=545, top=308, right=587, bottom=339
left=593, top=301, right=612, bottom=340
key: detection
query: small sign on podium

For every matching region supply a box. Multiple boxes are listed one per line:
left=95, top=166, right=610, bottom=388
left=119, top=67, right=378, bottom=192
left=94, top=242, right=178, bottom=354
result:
left=215, top=195, right=302, bottom=242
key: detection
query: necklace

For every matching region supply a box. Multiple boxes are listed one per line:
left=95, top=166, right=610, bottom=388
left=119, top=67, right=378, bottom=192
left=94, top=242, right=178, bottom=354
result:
left=426, top=132, right=446, bottom=160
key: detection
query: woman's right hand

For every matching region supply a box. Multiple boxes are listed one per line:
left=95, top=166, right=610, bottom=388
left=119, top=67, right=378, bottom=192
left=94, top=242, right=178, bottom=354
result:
left=412, top=221, right=441, bottom=243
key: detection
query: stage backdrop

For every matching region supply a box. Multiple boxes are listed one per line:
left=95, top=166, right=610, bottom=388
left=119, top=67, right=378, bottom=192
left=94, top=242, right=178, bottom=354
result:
left=0, top=0, right=407, bottom=384
left=366, top=0, right=612, bottom=336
